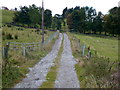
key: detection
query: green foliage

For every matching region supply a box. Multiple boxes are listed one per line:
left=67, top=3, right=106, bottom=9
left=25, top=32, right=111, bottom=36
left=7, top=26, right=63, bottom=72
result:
left=14, top=6, right=31, bottom=25
left=13, top=4, right=52, bottom=29
left=75, top=56, right=117, bottom=88
left=14, top=34, right=18, bottom=39
left=52, top=14, right=62, bottom=30
left=2, top=58, right=22, bottom=88
left=44, top=9, right=52, bottom=29
left=66, top=6, right=96, bottom=33
left=103, top=7, right=119, bottom=36
left=62, top=7, right=68, bottom=18
left=64, top=6, right=119, bottom=36
left=6, top=33, right=13, bottom=40
left=29, top=4, right=41, bottom=27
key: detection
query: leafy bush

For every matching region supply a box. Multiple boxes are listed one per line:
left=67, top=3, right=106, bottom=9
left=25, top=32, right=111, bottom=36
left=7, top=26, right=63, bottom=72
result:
left=2, top=31, right=5, bottom=35
left=2, top=59, right=22, bottom=88
left=44, top=31, right=47, bottom=34
left=35, top=24, right=40, bottom=28
left=81, top=56, right=117, bottom=88
left=14, top=34, right=18, bottom=39
left=7, top=24, right=12, bottom=27
left=17, top=27, right=24, bottom=31
left=6, top=33, right=13, bottom=39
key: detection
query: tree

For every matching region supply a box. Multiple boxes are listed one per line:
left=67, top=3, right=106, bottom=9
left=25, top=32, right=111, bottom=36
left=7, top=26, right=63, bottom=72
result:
left=92, top=12, right=103, bottom=34
left=14, top=8, right=17, bottom=11
left=44, top=9, right=52, bottom=29
left=62, top=7, right=67, bottom=18
left=67, top=14, right=73, bottom=31
left=13, top=4, right=52, bottom=28
left=103, top=7, right=119, bottom=36
left=52, top=14, right=62, bottom=30
left=29, top=4, right=40, bottom=28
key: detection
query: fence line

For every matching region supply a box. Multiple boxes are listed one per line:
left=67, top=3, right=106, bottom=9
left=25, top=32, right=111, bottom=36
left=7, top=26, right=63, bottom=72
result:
left=2, top=31, right=59, bottom=58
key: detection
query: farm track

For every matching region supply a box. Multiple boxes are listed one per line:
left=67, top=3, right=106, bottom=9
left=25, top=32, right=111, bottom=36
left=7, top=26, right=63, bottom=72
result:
left=14, top=33, right=63, bottom=88
left=55, top=33, right=80, bottom=88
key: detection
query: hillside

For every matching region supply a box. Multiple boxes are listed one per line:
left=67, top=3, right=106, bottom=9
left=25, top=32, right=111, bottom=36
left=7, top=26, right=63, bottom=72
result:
left=1, top=10, right=15, bottom=24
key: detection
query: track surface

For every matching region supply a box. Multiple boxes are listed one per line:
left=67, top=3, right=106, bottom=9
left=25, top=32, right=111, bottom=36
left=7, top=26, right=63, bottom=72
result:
left=14, top=33, right=63, bottom=88
left=54, top=33, right=80, bottom=88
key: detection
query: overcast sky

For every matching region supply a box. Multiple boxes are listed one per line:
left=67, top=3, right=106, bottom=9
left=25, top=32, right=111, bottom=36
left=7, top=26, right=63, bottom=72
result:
left=0, top=0, right=119, bottom=15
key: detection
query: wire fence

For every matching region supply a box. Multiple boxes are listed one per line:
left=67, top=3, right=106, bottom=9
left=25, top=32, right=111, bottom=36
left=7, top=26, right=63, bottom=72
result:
left=2, top=31, right=59, bottom=58
left=72, top=36, right=93, bottom=58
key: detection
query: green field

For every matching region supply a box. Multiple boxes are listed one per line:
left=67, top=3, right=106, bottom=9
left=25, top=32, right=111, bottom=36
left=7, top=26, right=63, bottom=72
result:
left=1, top=10, right=15, bottom=24
left=2, top=26, right=54, bottom=46
left=73, top=33, right=118, bottom=61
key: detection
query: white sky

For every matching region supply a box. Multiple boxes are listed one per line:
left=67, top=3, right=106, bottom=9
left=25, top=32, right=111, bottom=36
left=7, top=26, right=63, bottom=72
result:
left=0, top=0, right=119, bottom=15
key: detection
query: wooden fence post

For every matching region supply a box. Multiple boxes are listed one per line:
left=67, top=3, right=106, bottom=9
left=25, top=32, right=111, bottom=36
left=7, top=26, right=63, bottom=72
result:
left=82, top=44, right=86, bottom=56
left=2, top=47, right=5, bottom=58
left=78, top=39, right=80, bottom=49
left=4, top=42, right=10, bottom=58
left=22, top=44, right=26, bottom=56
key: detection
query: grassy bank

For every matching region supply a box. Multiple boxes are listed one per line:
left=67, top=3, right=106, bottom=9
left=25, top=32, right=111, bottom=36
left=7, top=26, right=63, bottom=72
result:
left=68, top=32, right=119, bottom=88
left=2, top=26, right=58, bottom=88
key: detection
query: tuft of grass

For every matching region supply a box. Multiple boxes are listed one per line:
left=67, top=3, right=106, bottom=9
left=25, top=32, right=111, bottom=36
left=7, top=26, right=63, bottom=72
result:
left=40, top=36, right=63, bottom=88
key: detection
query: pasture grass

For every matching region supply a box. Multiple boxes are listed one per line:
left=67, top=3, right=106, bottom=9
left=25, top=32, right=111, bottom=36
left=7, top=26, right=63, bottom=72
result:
left=73, top=33, right=118, bottom=61
left=2, top=26, right=54, bottom=46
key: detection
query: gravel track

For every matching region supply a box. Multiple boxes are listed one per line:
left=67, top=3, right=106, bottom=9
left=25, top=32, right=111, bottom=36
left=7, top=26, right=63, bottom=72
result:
left=14, top=33, right=63, bottom=88
left=55, top=33, right=80, bottom=88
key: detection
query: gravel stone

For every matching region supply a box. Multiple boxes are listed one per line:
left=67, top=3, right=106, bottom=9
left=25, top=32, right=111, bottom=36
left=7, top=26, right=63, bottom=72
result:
left=54, top=33, right=80, bottom=88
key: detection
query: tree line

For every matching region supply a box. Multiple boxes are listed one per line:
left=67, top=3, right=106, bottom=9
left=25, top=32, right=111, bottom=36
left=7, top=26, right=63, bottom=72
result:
left=13, top=4, right=62, bottom=30
left=14, top=4, right=52, bottom=29
left=62, top=6, right=120, bottom=36
left=13, top=4, right=119, bottom=36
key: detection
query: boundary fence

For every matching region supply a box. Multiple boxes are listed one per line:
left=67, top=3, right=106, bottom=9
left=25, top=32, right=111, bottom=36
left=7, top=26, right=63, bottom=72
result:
left=2, top=31, right=59, bottom=58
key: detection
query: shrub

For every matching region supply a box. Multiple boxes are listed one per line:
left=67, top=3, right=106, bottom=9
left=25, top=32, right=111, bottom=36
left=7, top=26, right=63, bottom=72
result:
left=2, top=36, right=5, bottom=41
left=82, top=56, right=116, bottom=88
left=7, top=24, right=12, bottom=27
left=2, top=31, right=5, bottom=36
left=14, top=34, right=18, bottom=39
left=6, top=33, right=13, bottom=39
left=2, top=58, right=22, bottom=88
left=35, top=24, right=40, bottom=28
left=44, top=31, right=47, bottom=34
left=17, top=27, right=24, bottom=31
